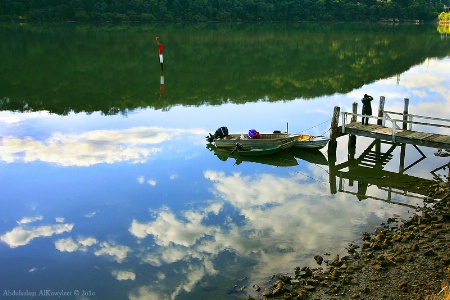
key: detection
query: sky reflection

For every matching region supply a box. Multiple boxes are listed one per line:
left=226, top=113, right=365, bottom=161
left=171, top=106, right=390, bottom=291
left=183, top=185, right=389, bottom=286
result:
left=1, top=221, right=74, bottom=248
left=0, top=57, right=449, bottom=299
left=0, top=126, right=206, bottom=166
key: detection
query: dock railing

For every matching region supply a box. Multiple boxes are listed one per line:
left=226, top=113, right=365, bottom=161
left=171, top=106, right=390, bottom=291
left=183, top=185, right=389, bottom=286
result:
left=382, top=110, right=450, bottom=131
left=341, top=111, right=450, bottom=142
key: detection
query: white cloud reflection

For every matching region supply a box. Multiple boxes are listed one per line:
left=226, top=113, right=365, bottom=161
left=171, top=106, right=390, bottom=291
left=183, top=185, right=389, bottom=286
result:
left=94, top=242, right=131, bottom=263
left=84, top=211, right=97, bottom=218
left=112, top=270, right=136, bottom=281
left=129, top=204, right=222, bottom=246
left=0, top=127, right=205, bottom=166
left=79, top=236, right=98, bottom=247
left=0, top=110, right=50, bottom=124
left=128, top=257, right=218, bottom=300
left=401, top=58, right=450, bottom=99
left=55, top=237, right=80, bottom=252
left=1, top=223, right=74, bottom=248
left=17, top=216, right=43, bottom=225
left=54, top=236, right=131, bottom=264
left=128, top=286, right=169, bottom=300
left=54, top=236, right=98, bottom=253
left=137, top=176, right=157, bottom=186
left=126, top=163, right=422, bottom=299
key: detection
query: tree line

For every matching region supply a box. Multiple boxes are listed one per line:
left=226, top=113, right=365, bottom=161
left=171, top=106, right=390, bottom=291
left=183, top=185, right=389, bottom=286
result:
left=0, top=0, right=447, bottom=22
left=1, top=23, right=448, bottom=115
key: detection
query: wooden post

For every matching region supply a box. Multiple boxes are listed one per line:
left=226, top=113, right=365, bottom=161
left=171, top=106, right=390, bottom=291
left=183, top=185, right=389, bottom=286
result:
left=330, top=106, right=340, bottom=141
left=328, top=106, right=340, bottom=195
left=378, top=96, right=385, bottom=125
left=399, top=143, right=406, bottom=173
left=351, top=102, right=358, bottom=123
left=328, top=140, right=337, bottom=194
left=348, top=134, right=356, bottom=186
left=392, top=120, right=397, bottom=141
left=403, top=98, right=409, bottom=130
left=375, top=139, right=381, bottom=167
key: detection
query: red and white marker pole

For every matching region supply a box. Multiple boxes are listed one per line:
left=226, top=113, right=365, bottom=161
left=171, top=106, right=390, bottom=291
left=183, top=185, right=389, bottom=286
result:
left=160, top=71, right=164, bottom=95
left=156, top=36, right=163, bottom=70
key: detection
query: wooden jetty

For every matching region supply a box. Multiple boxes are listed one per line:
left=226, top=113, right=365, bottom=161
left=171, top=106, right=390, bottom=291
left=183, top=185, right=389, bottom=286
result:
left=331, top=98, right=450, bottom=150
left=330, top=139, right=435, bottom=202
left=342, top=122, right=450, bottom=150
left=326, top=98, right=450, bottom=199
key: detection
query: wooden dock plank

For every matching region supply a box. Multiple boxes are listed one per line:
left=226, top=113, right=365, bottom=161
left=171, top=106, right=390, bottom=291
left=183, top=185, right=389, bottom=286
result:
left=343, top=122, right=450, bottom=150
left=428, top=135, right=450, bottom=142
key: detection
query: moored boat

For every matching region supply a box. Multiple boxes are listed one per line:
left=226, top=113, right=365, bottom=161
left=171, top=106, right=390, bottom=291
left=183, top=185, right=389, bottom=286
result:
left=213, top=133, right=298, bottom=149
left=206, top=143, right=299, bottom=167
left=231, top=143, right=283, bottom=156
left=294, top=135, right=329, bottom=149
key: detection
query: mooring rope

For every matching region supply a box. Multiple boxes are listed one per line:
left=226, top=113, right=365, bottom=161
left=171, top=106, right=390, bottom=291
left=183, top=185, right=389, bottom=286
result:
left=319, top=127, right=332, bottom=137
left=297, top=118, right=332, bottom=136
left=295, top=170, right=329, bottom=185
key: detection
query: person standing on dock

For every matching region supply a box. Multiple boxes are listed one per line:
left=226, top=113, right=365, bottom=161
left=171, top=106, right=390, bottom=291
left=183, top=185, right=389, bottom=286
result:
left=156, top=36, right=163, bottom=70
left=361, top=94, right=373, bottom=125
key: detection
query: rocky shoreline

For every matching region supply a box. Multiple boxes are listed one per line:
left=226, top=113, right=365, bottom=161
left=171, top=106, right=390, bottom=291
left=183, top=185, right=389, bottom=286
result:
left=247, top=167, right=450, bottom=300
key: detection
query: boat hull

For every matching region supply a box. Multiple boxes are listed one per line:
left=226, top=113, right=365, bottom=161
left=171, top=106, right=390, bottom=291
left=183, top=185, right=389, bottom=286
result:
left=236, top=145, right=281, bottom=156
left=214, top=133, right=298, bottom=149
left=294, top=135, right=329, bottom=149
left=207, top=144, right=299, bottom=167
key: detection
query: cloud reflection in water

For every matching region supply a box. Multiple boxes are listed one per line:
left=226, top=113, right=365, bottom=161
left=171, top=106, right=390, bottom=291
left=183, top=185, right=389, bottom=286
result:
left=0, top=57, right=447, bottom=299
left=125, top=165, right=418, bottom=299
left=0, top=127, right=205, bottom=166
left=1, top=222, right=74, bottom=248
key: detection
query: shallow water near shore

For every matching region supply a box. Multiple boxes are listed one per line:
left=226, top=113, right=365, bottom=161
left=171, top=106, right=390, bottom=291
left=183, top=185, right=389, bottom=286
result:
left=0, top=23, right=449, bottom=299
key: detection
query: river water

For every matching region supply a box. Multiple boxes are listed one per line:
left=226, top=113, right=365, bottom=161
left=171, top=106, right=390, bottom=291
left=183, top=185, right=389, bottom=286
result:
left=0, top=23, right=449, bottom=299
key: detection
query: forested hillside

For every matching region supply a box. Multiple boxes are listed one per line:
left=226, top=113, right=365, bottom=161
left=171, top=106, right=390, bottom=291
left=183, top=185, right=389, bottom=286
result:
left=1, top=23, right=448, bottom=114
left=0, top=0, right=446, bottom=22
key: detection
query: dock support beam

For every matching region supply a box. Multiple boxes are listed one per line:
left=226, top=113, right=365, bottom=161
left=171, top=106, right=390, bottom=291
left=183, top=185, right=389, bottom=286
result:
left=399, top=144, right=406, bottom=173
left=330, top=106, right=341, bottom=140
left=347, top=134, right=356, bottom=187
left=352, top=102, right=358, bottom=123
left=349, top=104, right=357, bottom=187
left=403, top=98, right=409, bottom=130
left=378, top=96, right=385, bottom=125
left=328, top=106, right=340, bottom=195
left=328, top=145, right=337, bottom=194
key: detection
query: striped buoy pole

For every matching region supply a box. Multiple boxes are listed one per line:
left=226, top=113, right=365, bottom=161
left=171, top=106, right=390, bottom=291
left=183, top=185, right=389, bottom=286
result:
left=160, top=70, right=164, bottom=95
left=156, top=37, right=163, bottom=70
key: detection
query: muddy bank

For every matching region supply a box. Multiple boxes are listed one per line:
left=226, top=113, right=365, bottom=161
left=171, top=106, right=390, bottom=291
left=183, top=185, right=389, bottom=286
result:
left=246, top=174, right=450, bottom=300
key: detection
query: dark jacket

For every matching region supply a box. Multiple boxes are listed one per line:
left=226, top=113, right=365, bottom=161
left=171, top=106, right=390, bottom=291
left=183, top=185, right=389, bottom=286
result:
left=362, top=95, right=373, bottom=115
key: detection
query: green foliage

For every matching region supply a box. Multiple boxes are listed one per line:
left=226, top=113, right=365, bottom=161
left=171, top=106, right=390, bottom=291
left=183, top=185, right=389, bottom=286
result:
left=0, top=0, right=444, bottom=22
left=439, top=12, right=450, bottom=21
left=0, top=23, right=448, bottom=115
left=437, top=25, right=450, bottom=33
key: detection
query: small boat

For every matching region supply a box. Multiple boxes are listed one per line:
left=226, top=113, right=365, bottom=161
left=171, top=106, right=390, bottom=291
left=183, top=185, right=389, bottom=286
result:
left=231, top=143, right=282, bottom=156
left=213, top=133, right=298, bottom=149
left=206, top=144, right=299, bottom=167
left=294, top=135, right=330, bottom=149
